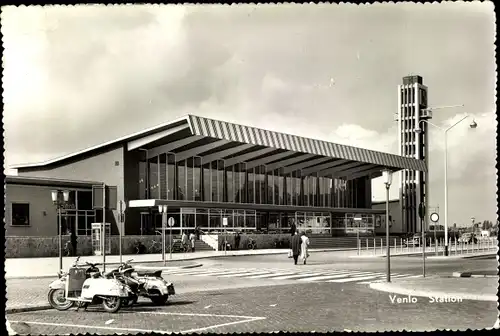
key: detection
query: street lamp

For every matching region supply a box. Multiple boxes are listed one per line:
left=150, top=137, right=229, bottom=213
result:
left=415, top=114, right=478, bottom=256
left=158, top=205, right=168, bottom=265
left=52, top=190, right=70, bottom=272
left=382, top=169, right=393, bottom=283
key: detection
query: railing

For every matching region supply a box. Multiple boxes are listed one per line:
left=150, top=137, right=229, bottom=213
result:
left=355, top=236, right=498, bottom=256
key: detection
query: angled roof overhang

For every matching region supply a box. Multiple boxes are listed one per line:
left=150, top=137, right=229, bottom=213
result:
left=12, top=114, right=427, bottom=180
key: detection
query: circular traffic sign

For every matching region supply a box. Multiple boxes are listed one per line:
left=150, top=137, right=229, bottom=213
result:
left=430, top=212, right=439, bottom=223
left=168, top=217, right=175, bottom=227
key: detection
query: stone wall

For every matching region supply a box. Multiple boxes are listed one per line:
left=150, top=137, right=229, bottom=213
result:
left=217, top=233, right=291, bottom=250
left=5, top=235, right=168, bottom=258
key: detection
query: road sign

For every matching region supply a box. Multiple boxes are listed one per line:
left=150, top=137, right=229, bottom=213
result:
left=430, top=212, right=439, bottom=223
left=222, top=217, right=228, bottom=226
left=418, top=203, right=426, bottom=219
left=168, top=217, right=175, bottom=227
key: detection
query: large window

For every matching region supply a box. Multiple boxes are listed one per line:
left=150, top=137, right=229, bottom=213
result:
left=11, top=203, right=30, bottom=226
left=167, top=153, right=176, bottom=200
left=255, top=165, right=266, bottom=204
left=267, top=170, right=274, bottom=205
left=139, top=159, right=147, bottom=199
left=177, top=160, right=186, bottom=200
left=247, top=168, right=255, bottom=204
left=203, top=164, right=211, bottom=202
left=234, top=163, right=246, bottom=203
left=149, top=156, right=159, bottom=199
left=77, top=191, right=93, bottom=210
left=210, top=160, right=224, bottom=202
left=226, top=166, right=234, bottom=203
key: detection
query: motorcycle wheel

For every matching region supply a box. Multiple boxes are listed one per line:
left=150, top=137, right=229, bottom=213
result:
left=102, top=296, right=122, bottom=313
left=48, top=289, right=74, bottom=311
left=150, top=295, right=168, bottom=305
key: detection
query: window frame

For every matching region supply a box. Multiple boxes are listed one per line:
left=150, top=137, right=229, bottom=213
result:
left=11, top=202, right=31, bottom=227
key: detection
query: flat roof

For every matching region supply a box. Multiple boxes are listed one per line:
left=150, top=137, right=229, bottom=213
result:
left=6, top=175, right=100, bottom=188
left=12, top=115, right=426, bottom=179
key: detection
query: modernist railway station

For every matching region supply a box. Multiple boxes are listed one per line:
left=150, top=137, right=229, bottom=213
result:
left=6, top=115, right=426, bottom=239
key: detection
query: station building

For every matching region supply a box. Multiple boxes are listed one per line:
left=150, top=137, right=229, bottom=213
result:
left=7, top=115, right=426, bottom=238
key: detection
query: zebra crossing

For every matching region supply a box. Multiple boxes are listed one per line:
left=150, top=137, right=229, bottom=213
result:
left=161, top=267, right=422, bottom=284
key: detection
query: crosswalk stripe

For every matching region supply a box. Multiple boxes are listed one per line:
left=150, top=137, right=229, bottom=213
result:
left=328, top=274, right=385, bottom=283
left=191, top=269, right=252, bottom=277
left=271, top=272, right=327, bottom=280
left=217, top=271, right=272, bottom=278
left=166, top=269, right=227, bottom=276
left=298, top=271, right=371, bottom=282
left=357, top=274, right=418, bottom=284
left=247, top=272, right=297, bottom=279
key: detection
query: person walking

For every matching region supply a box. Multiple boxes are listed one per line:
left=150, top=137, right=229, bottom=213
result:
left=300, top=232, right=310, bottom=265
left=288, top=221, right=297, bottom=258
left=290, top=230, right=301, bottom=265
left=234, top=231, right=241, bottom=250
left=181, top=231, right=188, bottom=251
left=189, top=231, right=196, bottom=252
left=70, top=228, right=78, bottom=256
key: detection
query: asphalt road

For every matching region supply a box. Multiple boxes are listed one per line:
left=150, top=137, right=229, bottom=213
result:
left=8, top=282, right=497, bottom=334
left=195, top=252, right=498, bottom=277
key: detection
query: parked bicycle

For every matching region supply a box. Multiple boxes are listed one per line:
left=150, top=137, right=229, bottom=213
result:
left=247, top=237, right=257, bottom=250
left=133, top=241, right=147, bottom=254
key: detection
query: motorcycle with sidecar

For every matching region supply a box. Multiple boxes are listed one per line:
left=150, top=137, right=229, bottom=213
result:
left=110, top=259, right=176, bottom=306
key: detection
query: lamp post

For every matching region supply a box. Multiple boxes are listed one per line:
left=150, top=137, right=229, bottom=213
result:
left=51, top=190, right=70, bottom=272
left=382, top=169, right=393, bottom=282
left=416, top=114, right=477, bottom=256
left=158, top=205, right=168, bottom=265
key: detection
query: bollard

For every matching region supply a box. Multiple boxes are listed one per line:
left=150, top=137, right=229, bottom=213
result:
left=366, top=238, right=368, bottom=251
left=454, top=237, right=457, bottom=254
left=380, top=238, right=383, bottom=255
left=373, top=238, right=376, bottom=255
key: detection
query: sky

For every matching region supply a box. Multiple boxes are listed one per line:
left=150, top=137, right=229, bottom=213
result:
left=2, top=3, right=497, bottom=226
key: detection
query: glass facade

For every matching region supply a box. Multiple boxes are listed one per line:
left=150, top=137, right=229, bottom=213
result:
left=140, top=152, right=369, bottom=209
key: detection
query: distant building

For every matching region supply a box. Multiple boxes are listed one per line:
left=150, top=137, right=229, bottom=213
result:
left=371, top=199, right=403, bottom=235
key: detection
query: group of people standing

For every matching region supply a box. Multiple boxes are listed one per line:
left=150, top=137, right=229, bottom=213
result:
left=181, top=231, right=197, bottom=252
left=289, top=223, right=310, bottom=265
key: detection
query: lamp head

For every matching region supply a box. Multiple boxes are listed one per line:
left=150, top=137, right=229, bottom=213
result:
left=51, top=190, right=59, bottom=203
left=62, top=190, right=70, bottom=202
left=469, top=120, right=477, bottom=129
left=382, top=169, right=393, bottom=187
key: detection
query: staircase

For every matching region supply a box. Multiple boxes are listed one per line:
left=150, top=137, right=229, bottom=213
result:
left=309, top=235, right=402, bottom=249
left=194, top=239, right=215, bottom=252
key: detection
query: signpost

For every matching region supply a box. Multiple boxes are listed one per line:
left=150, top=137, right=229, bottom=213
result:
left=430, top=212, right=440, bottom=256
left=118, top=200, right=127, bottom=264
left=158, top=205, right=168, bottom=265
left=222, top=217, right=228, bottom=255
left=168, top=217, right=175, bottom=262
left=354, top=215, right=362, bottom=255
left=418, top=203, right=426, bottom=277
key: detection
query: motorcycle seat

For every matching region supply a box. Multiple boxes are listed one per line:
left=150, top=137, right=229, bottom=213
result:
left=104, top=271, right=117, bottom=279
left=136, top=270, right=162, bottom=277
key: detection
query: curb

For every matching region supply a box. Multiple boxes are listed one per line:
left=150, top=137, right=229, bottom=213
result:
left=6, top=263, right=202, bottom=280
left=452, top=271, right=498, bottom=278
left=369, top=282, right=497, bottom=302
left=6, top=305, right=53, bottom=314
